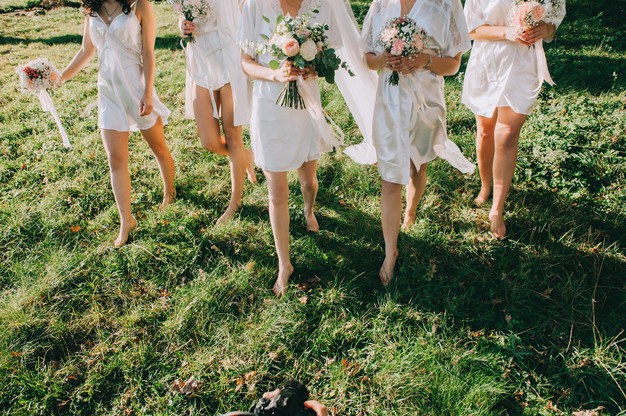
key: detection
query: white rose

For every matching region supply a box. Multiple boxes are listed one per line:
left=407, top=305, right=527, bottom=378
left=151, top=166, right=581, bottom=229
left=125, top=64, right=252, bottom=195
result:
left=300, top=39, right=318, bottom=62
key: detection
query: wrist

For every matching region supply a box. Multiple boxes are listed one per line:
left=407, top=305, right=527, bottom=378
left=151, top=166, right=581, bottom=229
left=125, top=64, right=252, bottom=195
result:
left=423, top=53, right=432, bottom=70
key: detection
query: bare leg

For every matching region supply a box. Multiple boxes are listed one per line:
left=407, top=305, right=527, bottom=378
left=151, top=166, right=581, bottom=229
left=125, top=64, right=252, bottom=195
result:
left=101, top=129, right=137, bottom=247
left=246, top=148, right=257, bottom=184
left=265, top=170, right=294, bottom=296
left=489, top=107, right=527, bottom=239
left=140, top=117, right=176, bottom=208
left=380, top=179, right=402, bottom=285
left=474, top=112, right=497, bottom=206
left=297, top=160, right=319, bottom=232
left=402, top=162, right=428, bottom=229
left=215, top=85, right=247, bottom=225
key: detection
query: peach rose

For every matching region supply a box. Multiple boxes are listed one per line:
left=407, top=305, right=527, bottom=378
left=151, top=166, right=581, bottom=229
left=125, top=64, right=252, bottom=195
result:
left=282, top=38, right=300, bottom=57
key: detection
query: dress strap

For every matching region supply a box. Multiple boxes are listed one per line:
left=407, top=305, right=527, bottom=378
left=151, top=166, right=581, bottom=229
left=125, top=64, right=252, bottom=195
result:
left=130, top=0, right=137, bottom=11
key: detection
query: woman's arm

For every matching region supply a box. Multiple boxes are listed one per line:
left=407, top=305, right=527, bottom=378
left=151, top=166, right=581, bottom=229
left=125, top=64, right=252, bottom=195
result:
left=59, top=17, right=96, bottom=82
left=136, top=0, right=157, bottom=116
left=240, top=52, right=304, bottom=82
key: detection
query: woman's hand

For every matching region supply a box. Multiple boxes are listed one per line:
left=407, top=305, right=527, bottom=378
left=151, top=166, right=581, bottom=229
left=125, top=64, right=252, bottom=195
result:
left=274, top=60, right=305, bottom=82
left=179, top=18, right=196, bottom=36
left=518, top=22, right=556, bottom=44
left=139, top=93, right=153, bottom=116
left=393, top=53, right=431, bottom=75
left=304, top=400, right=329, bottom=416
left=505, top=27, right=533, bottom=47
left=302, top=66, right=317, bottom=81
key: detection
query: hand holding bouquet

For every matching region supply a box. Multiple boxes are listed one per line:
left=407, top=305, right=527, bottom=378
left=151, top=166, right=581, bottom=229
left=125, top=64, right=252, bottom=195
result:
left=261, top=8, right=352, bottom=109
left=15, top=58, right=71, bottom=148
left=378, top=17, right=428, bottom=86
left=168, top=0, right=212, bottom=46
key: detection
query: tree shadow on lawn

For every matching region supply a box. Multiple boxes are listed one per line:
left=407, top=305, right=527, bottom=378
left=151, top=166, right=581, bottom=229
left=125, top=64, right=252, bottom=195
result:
left=548, top=52, right=626, bottom=94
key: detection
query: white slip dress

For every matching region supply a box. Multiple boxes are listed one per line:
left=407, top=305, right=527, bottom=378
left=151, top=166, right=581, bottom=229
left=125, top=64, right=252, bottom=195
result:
left=89, top=3, right=170, bottom=132
left=461, top=0, right=566, bottom=117
left=238, top=0, right=343, bottom=173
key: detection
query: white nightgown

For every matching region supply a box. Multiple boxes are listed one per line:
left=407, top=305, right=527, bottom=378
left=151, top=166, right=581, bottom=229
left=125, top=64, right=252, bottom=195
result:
left=363, top=0, right=475, bottom=185
left=89, top=5, right=170, bottom=132
left=184, top=0, right=251, bottom=126
left=238, top=0, right=343, bottom=173
left=461, top=0, right=566, bottom=117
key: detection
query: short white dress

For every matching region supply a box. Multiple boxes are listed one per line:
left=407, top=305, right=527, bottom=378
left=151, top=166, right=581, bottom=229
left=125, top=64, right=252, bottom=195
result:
left=363, top=0, right=475, bottom=185
left=89, top=4, right=170, bottom=132
left=184, top=0, right=251, bottom=126
left=461, top=0, right=566, bottom=117
left=238, top=0, right=342, bottom=172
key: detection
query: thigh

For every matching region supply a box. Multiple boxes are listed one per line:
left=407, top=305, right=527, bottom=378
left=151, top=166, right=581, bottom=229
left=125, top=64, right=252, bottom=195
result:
left=264, top=170, right=289, bottom=199
left=296, top=160, right=318, bottom=184
left=139, top=117, right=167, bottom=150
left=101, top=129, right=130, bottom=160
left=495, top=107, right=527, bottom=134
left=476, top=111, right=498, bottom=135
left=193, top=85, right=222, bottom=137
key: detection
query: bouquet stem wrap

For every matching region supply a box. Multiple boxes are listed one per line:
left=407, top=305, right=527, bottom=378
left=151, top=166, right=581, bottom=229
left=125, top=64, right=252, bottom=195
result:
left=38, top=90, right=71, bottom=148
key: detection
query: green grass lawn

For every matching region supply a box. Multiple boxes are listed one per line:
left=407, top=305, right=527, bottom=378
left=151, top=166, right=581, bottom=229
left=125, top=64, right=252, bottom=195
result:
left=1, top=0, right=625, bottom=414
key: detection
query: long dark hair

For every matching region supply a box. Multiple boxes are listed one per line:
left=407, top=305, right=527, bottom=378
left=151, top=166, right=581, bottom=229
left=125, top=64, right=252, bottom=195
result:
left=82, top=0, right=132, bottom=16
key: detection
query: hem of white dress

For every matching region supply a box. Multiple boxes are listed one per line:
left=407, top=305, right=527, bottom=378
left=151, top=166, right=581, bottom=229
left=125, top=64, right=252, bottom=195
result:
left=255, top=156, right=320, bottom=173
left=99, top=115, right=169, bottom=133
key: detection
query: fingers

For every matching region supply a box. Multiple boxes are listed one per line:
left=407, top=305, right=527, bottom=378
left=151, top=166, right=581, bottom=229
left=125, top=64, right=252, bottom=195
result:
left=139, top=100, right=153, bottom=116
left=181, top=20, right=195, bottom=35
left=304, top=400, right=328, bottom=416
left=262, top=389, right=280, bottom=399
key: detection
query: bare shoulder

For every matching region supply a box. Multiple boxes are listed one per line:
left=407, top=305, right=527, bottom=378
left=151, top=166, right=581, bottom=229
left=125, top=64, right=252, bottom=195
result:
left=135, top=0, right=154, bottom=16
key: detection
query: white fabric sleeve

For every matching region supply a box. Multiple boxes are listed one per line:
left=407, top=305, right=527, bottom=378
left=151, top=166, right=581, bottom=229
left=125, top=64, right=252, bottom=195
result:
left=361, top=1, right=379, bottom=54
left=238, top=0, right=258, bottom=59
left=444, top=0, right=471, bottom=57
left=463, top=0, right=485, bottom=33
left=544, top=0, right=566, bottom=42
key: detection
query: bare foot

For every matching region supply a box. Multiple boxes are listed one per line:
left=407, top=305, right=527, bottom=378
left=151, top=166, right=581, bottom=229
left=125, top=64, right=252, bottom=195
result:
left=305, top=211, right=319, bottom=233
left=114, top=217, right=138, bottom=248
left=401, top=212, right=415, bottom=229
left=273, top=264, right=294, bottom=297
left=245, top=149, right=257, bottom=184
left=160, top=190, right=176, bottom=209
left=489, top=213, right=507, bottom=239
left=378, top=250, right=398, bottom=286
left=474, top=188, right=491, bottom=206
left=215, top=203, right=242, bottom=226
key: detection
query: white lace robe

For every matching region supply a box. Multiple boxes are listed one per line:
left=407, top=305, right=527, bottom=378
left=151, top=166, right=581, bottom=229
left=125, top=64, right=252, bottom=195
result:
left=364, top=0, right=475, bottom=185
left=461, top=0, right=566, bottom=117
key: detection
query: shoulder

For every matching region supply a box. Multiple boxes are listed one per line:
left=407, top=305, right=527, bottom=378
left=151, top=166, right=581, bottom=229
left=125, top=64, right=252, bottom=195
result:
left=135, top=0, right=154, bottom=15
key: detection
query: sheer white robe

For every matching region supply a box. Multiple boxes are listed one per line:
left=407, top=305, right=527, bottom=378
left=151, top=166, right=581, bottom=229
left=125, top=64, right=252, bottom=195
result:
left=351, top=0, right=474, bottom=184
left=184, top=0, right=251, bottom=126
left=461, top=0, right=566, bottom=117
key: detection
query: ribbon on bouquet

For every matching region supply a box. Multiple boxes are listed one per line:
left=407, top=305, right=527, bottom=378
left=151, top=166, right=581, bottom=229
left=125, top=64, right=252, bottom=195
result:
left=535, top=39, right=555, bottom=86
left=38, top=89, right=71, bottom=148
left=296, top=77, right=344, bottom=153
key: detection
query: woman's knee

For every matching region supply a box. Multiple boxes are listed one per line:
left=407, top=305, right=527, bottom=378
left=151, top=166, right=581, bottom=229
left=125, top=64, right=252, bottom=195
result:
left=106, top=151, right=128, bottom=172
left=268, top=185, right=289, bottom=207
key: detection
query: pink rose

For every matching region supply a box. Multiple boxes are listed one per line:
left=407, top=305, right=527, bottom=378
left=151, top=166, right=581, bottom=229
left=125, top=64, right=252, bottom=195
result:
left=282, top=38, right=300, bottom=57
left=391, top=39, right=404, bottom=56
left=413, top=34, right=424, bottom=50
left=381, top=27, right=399, bottom=43
left=532, top=4, right=545, bottom=21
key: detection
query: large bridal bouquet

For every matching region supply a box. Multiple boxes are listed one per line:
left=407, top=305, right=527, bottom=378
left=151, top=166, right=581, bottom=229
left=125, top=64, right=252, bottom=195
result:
left=168, top=0, right=212, bottom=46
left=261, top=7, right=352, bottom=109
left=378, top=16, right=428, bottom=86
left=15, top=57, right=71, bottom=148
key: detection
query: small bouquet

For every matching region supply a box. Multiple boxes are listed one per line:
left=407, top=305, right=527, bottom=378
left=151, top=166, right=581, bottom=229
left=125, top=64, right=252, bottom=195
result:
left=378, top=17, right=428, bottom=86
left=168, top=0, right=212, bottom=46
left=507, top=0, right=546, bottom=32
left=15, top=58, right=71, bottom=148
left=261, top=8, right=352, bottom=109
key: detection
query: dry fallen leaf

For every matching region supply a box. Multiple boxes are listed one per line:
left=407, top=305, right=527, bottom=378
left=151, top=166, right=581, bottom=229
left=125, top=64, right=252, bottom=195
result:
left=70, top=225, right=81, bottom=233
left=171, top=376, right=199, bottom=397
left=298, top=296, right=309, bottom=304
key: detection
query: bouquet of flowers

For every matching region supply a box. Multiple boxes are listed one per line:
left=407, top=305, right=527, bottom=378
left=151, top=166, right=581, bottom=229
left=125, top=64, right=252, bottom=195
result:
left=15, top=57, right=71, bottom=148
left=507, top=0, right=546, bottom=32
left=378, top=17, right=428, bottom=86
left=168, top=0, right=212, bottom=46
left=261, top=8, right=352, bottom=109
